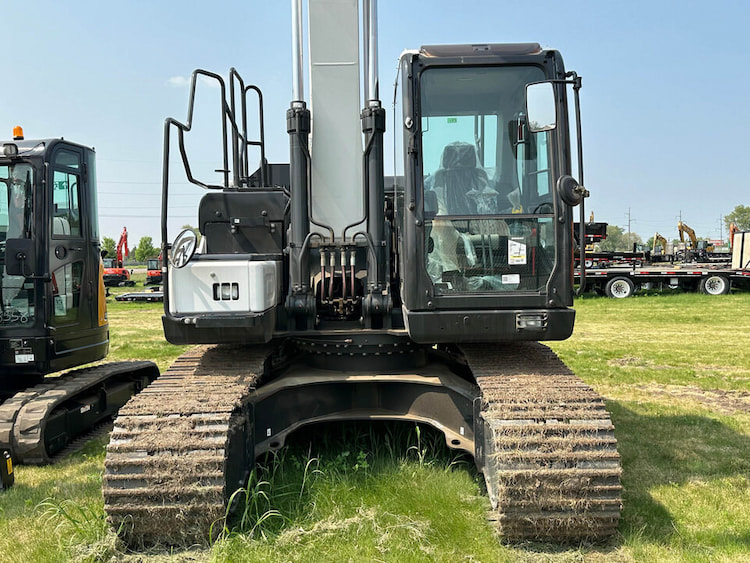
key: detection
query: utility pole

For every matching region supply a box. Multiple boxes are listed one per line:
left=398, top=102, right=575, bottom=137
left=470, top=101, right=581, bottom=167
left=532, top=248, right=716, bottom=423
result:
left=625, top=208, right=633, bottom=250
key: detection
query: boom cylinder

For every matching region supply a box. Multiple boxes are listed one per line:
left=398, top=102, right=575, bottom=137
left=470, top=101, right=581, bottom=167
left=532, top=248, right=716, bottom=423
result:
left=361, top=0, right=391, bottom=327
left=287, top=0, right=311, bottom=297
left=361, top=0, right=384, bottom=279
left=287, top=106, right=311, bottom=294
left=285, top=103, right=316, bottom=329
left=362, top=105, right=386, bottom=291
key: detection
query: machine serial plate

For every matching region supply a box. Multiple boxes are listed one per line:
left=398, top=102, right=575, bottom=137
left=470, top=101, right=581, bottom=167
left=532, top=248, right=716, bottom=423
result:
left=14, top=349, right=35, bottom=364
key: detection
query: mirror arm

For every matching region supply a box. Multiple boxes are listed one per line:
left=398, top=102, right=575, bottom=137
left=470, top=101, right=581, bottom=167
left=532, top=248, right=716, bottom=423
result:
left=566, top=72, right=588, bottom=296
left=534, top=73, right=588, bottom=296
left=567, top=72, right=584, bottom=190
left=16, top=253, right=51, bottom=282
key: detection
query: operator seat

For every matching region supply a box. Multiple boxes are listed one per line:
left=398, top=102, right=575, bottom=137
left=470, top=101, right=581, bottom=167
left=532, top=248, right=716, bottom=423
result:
left=426, top=142, right=510, bottom=286
left=53, top=215, right=71, bottom=236
left=433, top=142, right=491, bottom=215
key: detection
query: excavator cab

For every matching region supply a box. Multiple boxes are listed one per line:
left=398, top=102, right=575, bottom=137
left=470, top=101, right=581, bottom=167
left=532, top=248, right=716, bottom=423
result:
left=399, top=45, right=579, bottom=342
left=0, top=134, right=108, bottom=384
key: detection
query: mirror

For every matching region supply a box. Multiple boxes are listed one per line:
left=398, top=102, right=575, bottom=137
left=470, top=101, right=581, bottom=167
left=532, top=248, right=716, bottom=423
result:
left=526, top=82, right=556, bottom=132
left=557, top=175, right=582, bottom=207
left=5, top=238, right=36, bottom=277
left=170, top=229, right=197, bottom=269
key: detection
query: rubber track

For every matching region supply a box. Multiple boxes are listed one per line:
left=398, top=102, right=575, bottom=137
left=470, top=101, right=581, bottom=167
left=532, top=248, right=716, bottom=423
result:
left=461, top=342, right=622, bottom=541
left=102, top=345, right=268, bottom=546
left=49, top=420, right=114, bottom=463
left=0, top=361, right=157, bottom=465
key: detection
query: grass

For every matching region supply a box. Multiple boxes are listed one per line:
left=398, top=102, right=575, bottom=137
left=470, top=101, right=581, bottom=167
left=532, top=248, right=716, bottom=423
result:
left=554, top=292, right=750, bottom=391
left=1, top=288, right=750, bottom=561
left=212, top=423, right=503, bottom=562
left=0, top=437, right=119, bottom=563
left=104, top=275, right=189, bottom=372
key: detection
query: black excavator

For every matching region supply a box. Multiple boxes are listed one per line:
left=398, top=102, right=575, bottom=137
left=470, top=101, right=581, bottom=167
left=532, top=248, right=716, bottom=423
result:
left=0, top=128, right=158, bottom=468
left=103, top=0, right=621, bottom=545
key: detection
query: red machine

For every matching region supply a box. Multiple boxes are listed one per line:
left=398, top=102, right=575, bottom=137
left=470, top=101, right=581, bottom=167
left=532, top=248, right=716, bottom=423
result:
left=145, top=254, right=163, bottom=285
left=103, top=227, right=134, bottom=287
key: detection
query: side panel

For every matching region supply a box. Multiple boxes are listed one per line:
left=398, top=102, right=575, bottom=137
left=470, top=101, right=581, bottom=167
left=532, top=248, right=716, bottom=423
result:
left=308, top=0, right=363, bottom=239
left=168, top=259, right=281, bottom=315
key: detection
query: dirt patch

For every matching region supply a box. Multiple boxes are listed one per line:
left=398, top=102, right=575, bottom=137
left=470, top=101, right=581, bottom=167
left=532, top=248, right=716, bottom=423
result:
left=608, top=356, right=643, bottom=367
left=636, top=384, right=750, bottom=415
left=607, top=356, right=675, bottom=371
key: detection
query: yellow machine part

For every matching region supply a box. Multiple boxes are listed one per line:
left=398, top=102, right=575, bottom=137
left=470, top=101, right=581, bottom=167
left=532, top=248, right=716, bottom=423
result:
left=98, top=259, right=108, bottom=327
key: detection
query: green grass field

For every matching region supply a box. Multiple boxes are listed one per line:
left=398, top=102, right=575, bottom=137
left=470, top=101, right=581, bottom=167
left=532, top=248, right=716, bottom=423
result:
left=1, top=282, right=749, bottom=562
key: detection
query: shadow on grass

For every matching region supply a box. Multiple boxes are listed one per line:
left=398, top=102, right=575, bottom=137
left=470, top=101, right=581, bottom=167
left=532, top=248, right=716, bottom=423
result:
left=609, top=400, right=750, bottom=544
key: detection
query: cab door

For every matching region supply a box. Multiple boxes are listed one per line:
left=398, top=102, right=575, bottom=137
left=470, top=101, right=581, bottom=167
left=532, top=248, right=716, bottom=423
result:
left=47, top=143, right=99, bottom=364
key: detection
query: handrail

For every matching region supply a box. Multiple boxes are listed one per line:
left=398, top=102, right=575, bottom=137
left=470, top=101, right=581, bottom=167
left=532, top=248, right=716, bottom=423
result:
left=161, top=67, right=268, bottom=313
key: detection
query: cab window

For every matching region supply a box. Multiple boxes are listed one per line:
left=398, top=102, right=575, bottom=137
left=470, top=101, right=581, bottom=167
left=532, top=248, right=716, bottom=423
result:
left=419, top=65, right=557, bottom=294
left=52, top=150, right=81, bottom=237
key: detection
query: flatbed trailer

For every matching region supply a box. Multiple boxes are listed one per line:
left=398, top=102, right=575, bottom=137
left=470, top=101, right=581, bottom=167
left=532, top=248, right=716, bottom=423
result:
left=114, top=289, right=163, bottom=302
left=578, top=251, right=732, bottom=269
left=578, top=251, right=649, bottom=269
left=577, top=264, right=750, bottom=298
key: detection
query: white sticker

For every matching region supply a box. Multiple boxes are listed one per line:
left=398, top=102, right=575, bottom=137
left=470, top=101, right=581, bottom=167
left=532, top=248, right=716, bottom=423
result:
left=508, top=239, right=527, bottom=265
left=502, top=274, right=521, bottom=285
left=15, top=353, right=35, bottom=364
left=54, top=295, right=66, bottom=316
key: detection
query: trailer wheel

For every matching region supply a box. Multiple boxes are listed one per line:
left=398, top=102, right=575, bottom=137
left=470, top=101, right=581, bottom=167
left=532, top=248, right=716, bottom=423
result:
left=605, top=276, right=635, bottom=298
left=699, top=275, right=730, bottom=296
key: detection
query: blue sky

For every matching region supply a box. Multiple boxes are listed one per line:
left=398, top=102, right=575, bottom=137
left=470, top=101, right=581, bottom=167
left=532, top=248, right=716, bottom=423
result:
left=3, top=0, right=748, bottom=246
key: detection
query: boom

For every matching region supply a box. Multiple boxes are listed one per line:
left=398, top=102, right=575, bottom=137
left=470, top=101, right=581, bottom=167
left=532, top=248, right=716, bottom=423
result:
left=116, top=227, right=129, bottom=264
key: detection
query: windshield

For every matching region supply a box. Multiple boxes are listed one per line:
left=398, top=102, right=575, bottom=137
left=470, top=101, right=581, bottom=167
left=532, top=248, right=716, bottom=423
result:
left=1, top=162, right=33, bottom=239
left=420, top=65, right=556, bottom=294
left=1, top=161, right=36, bottom=326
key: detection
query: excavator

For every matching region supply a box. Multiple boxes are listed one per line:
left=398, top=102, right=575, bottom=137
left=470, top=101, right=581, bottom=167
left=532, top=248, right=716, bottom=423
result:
left=103, top=226, right=135, bottom=287
left=677, top=220, right=711, bottom=262
left=103, top=0, right=622, bottom=545
left=651, top=232, right=672, bottom=262
left=0, top=127, right=159, bottom=467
